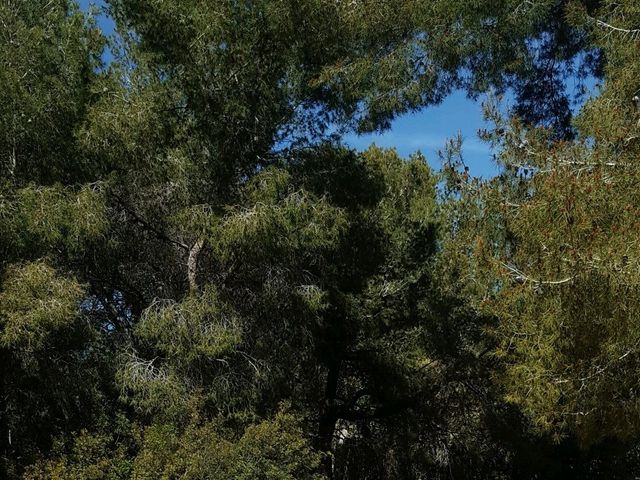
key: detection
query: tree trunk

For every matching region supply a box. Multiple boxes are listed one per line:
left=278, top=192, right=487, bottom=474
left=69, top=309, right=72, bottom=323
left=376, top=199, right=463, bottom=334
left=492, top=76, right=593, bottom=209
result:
left=187, top=238, right=204, bottom=292
left=317, top=358, right=340, bottom=479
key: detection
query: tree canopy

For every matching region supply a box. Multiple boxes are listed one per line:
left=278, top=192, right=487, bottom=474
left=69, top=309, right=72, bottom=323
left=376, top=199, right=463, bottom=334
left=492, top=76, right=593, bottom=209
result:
left=2, top=0, right=640, bottom=478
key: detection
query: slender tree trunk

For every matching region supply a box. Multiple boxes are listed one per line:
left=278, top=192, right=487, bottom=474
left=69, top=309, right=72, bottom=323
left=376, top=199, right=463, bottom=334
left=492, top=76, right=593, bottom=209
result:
left=187, top=238, right=204, bottom=292
left=317, top=358, right=341, bottom=479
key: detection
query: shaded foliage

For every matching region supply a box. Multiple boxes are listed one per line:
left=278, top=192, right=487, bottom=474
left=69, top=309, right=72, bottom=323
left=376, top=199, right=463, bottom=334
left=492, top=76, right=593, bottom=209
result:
left=3, top=0, right=640, bottom=478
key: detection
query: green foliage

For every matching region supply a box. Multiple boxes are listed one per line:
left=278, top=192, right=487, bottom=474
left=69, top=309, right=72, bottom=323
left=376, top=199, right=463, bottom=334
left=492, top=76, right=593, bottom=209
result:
left=441, top=0, right=640, bottom=447
left=118, top=288, right=245, bottom=421
left=133, top=408, right=322, bottom=480
left=0, top=0, right=104, bottom=184
left=137, top=288, right=241, bottom=364
left=216, top=187, right=348, bottom=265
left=0, top=184, right=108, bottom=257
left=0, top=261, right=84, bottom=360
left=7, top=0, right=640, bottom=478
left=24, top=430, right=134, bottom=480
left=314, top=0, right=598, bottom=132
left=0, top=262, right=115, bottom=478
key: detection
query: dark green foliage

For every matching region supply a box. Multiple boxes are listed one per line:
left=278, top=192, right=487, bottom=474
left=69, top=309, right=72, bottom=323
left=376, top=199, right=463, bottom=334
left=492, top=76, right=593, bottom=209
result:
left=0, top=0, right=104, bottom=184
left=4, top=0, right=640, bottom=478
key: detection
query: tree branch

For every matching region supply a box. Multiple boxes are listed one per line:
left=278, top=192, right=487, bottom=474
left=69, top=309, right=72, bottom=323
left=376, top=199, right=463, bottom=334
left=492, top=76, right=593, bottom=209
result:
left=187, top=238, right=204, bottom=292
left=501, top=262, right=574, bottom=286
left=114, top=196, right=189, bottom=251
left=588, top=15, right=640, bottom=41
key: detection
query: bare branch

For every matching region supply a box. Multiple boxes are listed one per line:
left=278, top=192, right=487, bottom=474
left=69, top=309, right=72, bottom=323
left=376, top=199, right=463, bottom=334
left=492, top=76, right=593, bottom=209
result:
left=588, top=15, right=640, bottom=41
left=187, top=238, right=204, bottom=292
left=501, top=262, right=574, bottom=286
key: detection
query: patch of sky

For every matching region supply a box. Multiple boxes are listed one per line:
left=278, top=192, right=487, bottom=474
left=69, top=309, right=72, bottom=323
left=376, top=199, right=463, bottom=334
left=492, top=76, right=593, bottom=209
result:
left=79, top=0, right=115, bottom=64
left=343, top=90, right=500, bottom=178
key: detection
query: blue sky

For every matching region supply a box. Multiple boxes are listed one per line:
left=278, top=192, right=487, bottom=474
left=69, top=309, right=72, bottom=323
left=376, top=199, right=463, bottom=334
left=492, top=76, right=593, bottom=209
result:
left=77, top=0, right=516, bottom=178
left=343, top=95, right=498, bottom=177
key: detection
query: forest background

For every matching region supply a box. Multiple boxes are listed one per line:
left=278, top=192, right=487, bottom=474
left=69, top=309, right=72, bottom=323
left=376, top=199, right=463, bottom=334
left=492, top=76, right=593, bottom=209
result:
left=2, top=0, right=640, bottom=479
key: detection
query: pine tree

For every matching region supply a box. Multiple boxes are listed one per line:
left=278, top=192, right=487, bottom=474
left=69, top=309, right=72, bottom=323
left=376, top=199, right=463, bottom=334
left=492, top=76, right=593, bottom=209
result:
left=5, top=0, right=637, bottom=478
left=441, top=0, right=640, bottom=466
